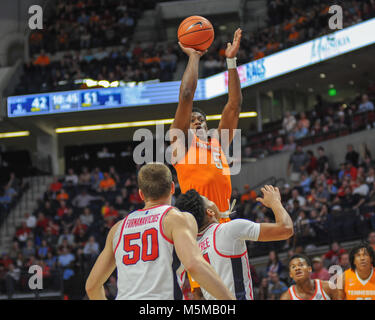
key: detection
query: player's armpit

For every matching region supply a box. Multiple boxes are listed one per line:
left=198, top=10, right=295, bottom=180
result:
left=85, top=221, right=121, bottom=300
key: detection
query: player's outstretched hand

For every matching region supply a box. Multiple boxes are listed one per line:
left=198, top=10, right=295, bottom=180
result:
left=225, top=28, right=242, bottom=59
left=178, top=42, right=207, bottom=57
left=256, top=185, right=282, bottom=208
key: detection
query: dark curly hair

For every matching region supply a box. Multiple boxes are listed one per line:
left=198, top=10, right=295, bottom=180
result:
left=349, top=242, right=375, bottom=271
left=192, top=107, right=207, bottom=121
left=288, top=254, right=312, bottom=268
left=175, top=189, right=206, bottom=230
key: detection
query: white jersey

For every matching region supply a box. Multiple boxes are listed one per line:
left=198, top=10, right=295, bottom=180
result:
left=113, top=205, right=184, bottom=300
left=288, top=279, right=331, bottom=300
left=195, top=219, right=260, bottom=300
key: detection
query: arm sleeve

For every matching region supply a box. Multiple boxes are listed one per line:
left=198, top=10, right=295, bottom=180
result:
left=214, top=220, right=260, bottom=257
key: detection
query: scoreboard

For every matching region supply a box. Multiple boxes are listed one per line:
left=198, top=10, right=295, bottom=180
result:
left=7, top=81, right=206, bottom=117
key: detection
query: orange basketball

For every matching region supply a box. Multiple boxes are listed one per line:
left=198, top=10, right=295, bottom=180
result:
left=177, top=16, right=214, bottom=51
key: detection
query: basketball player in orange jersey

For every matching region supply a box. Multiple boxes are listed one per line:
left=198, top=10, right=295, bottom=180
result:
left=337, top=243, right=375, bottom=300
left=170, top=28, right=243, bottom=223
left=85, top=163, right=234, bottom=300
left=175, top=185, right=293, bottom=300
left=280, top=254, right=341, bottom=300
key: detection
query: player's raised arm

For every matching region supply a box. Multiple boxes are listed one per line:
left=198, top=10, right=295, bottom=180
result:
left=256, top=185, right=294, bottom=241
left=85, top=221, right=121, bottom=300
left=170, top=44, right=205, bottom=135
left=164, top=208, right=235, bottom=300
left=218, top=28, right=243, bottom=145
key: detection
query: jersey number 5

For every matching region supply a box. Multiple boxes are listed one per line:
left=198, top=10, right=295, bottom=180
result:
left=123, top=228, right=159, bottom=265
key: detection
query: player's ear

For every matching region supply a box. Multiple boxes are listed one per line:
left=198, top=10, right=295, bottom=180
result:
left=170, top=182, right=175, bottom=195
left=308, top=266, right=312, bottom=273
left=139, top=189, right=145, bottom=201
left=206, top=208, right=215, bottom=217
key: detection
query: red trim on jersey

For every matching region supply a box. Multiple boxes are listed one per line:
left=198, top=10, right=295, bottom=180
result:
left=159, top=206, right=174, bottom=244
left=197, top=223, right=216, bottom=237
left=138, top=204, right=167, bottom=211
left=288, top=287, right=293, bottom=300
left=113, top=216, right=128, bottom=255
left=212, top=224, right=247, bottom=258
left=292, top=279, right=319, bottom=300
left=180, top=270, right=186, bottom=281
left=244, top=252, right=254, bottom=300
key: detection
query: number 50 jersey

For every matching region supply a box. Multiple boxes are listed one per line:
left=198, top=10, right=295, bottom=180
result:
left=113, top=205, right=184, bottom=300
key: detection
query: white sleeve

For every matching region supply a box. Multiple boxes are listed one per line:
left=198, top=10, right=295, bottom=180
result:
left=219, top=219, right=260, bottom=242
left=214, top=219, right=260, bottom=256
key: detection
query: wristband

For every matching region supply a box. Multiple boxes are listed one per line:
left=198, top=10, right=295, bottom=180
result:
left=226, top=57, right=237, bottom=69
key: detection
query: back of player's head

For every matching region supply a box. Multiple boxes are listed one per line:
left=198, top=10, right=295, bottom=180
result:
left=137, top=162, right=172, bottom=200
left=349, top=242, right=375, bottom=271
left=288, top=254, right=312, bottom=268
left=175, top=189, right=206, bottom=229
left=192, top=107, right=207, bottom=121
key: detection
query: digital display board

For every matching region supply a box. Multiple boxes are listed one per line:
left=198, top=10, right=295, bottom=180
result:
left=7, top=18, right=375, bottom=118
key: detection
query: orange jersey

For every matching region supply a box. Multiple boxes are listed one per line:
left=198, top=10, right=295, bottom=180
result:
left=344, top=268, right=375, bottom=300
left=174, top=134, right=232, bottom=212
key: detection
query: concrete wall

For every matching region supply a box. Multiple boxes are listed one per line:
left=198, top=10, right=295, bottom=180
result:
left=157, top=0, right=241, bottom=19
left=231, top=128, right=375, bottom=190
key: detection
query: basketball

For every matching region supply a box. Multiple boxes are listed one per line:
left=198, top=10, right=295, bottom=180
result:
left=177, top=16, right=214, bottom=51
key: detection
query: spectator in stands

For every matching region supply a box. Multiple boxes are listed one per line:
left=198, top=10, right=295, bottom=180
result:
left=293, top=121, right=309, bottom=140
left=287, top=145, right=309, bottom=184
left=283, top=135, right=296, bottom=152
left=43, top=226, right=59, bottom=247
left=268, top=272, right=288, bottom=300
left=80, top=207, right=94, bottom=227
left=323, top=241, right=347, bottom=267
left=272, top=137, right=284, bottom=152
left=15, top=222, right=32, bottom=247
left=34, top=50, right=50, bottom=67
left=0, top=253, right=13, bottom=269
left=24, top=212, right=36, bottom=229
left=338, top=252, right=351, bottom=272
left=287, top=189, right=306, bottom=211
left=299, top=173, right=312, bottom=195
left=358, top=94, right=374, bottom=112
left=65, top=168, right=79, bottom=186
left=49, top=177, right=62, bottom=194
left=306, top=150, right=318, bottom=174
left=98, top=172, right=116, bottom=192
left=282, top=111, right=296, bottom=134
left=266, top=250, right=284, bottom=277
left=56, top=189, right=69, bottom=201
left=4, top=264, right=20, bottom=298
left=8, top=242, right=21, bottom=261
left=79, top=167, right=92, bottom=186
left=57, top=247, right=75, bottom=268
left=256, top=277, right=270, bottom=300
left=345, top=144, right=359, bottom=167
left=83, top=236, right=100, bottom=260
left=316, top=146, right=329, bottom=173
left=22, top=239, right=36, bottom=259
left=344, top=161, right=358, bottom=181
left=310, top=256, right=330, bottom=280
left=72, top=189, right=101, bottom=209
left=37, top=239, right=50, bottom=260
left=72, top=218, right=87, bottom=237
left=57, top=228, right=75, bottom=248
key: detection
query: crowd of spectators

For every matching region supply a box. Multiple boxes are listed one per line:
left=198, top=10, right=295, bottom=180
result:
left=202, top=0, right=375, bottom=76
left=241, top=92, right=375, bottom=162
left=15, top=0, right=375, bottom=95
